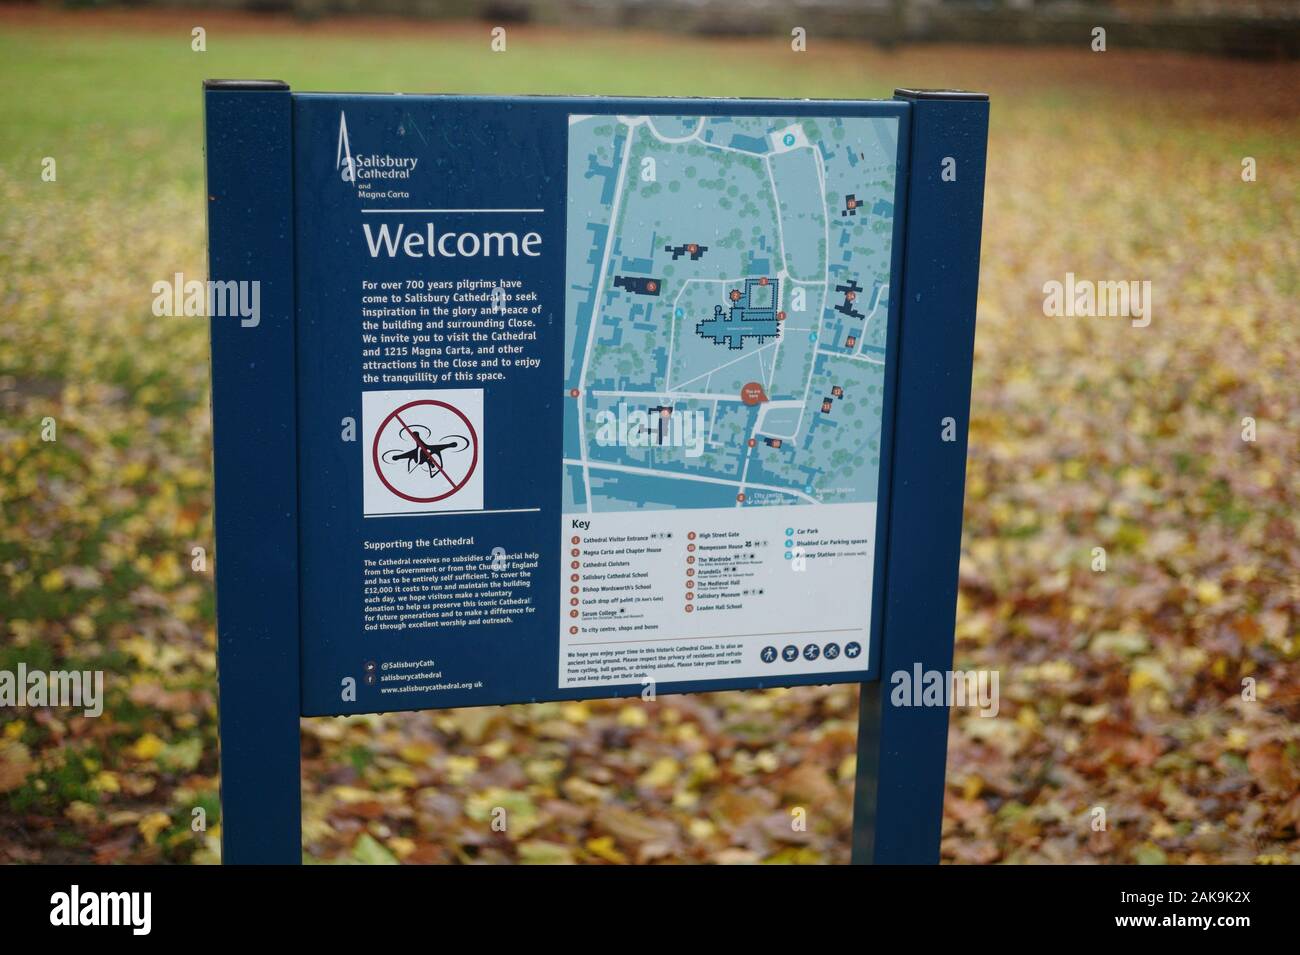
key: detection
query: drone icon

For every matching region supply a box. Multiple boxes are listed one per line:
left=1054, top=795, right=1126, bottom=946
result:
left=381, top=424, right=471, bottom=480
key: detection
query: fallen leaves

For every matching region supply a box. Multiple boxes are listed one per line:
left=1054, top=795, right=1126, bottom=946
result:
left=2, top=23, right=1298, bottom=867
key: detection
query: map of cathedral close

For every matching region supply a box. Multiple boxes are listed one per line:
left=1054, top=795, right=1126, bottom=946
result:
left=558, top=113, right=901, bottom=689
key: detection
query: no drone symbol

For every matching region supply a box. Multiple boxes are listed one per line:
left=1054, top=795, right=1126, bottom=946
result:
left=371, top=399, right=479, bottom=503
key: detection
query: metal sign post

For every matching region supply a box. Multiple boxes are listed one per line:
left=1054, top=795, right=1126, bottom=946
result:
left=851, top=90, right=989, bottom=864
left=203, top=81, right=988, bottom=865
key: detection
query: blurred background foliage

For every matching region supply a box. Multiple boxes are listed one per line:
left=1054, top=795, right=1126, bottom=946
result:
left=0, top=5, right=1297, bottom=864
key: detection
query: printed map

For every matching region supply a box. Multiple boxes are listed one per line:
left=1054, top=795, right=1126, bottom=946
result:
left=563, top=114, right=900, bottom=513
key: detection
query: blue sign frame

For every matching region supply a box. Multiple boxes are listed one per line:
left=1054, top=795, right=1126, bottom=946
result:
left=204, top=82, right=988, bottom=864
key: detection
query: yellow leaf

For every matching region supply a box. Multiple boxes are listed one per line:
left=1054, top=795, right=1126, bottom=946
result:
left=331, top=785, right=375, bottom=804
left=1225, top=727, right=1249, bottom=751
left=687, top=752, right=719, bottom=783
left=561, top=702, right=590, bottom=724
left=1129, top=658, right=1173, bottom=695
left=138, top=811, right=172, bottom=846
left=149, top=552, right=184, bottom=588
left=562, top=777, right=610, bottom=803
left=1016, top=707, right=1042, bottom=732
left=585, top=836, right=626, bottom=864
left=617, top=705, right=649, bottom=728
left=482, top=739, right=510, bottom=760
left=130, top=733, right=165, bottom=761
left=754, top=750, right=780, bottom=773
left=398, top=742, right=435, bottom=764
left=444, top=755, right=478, bottom=785
left=688, top=819, right=716, bottom=841
left=837, top=754, right=856, bottom=782
left=518, top=841, right=575, bottom=864
left=524, top=758, right=564, bottom=785
left=638, top=757, right=679, bottom=788
left=1196, top=580, right=1223, bottom=605
left=64, top=800, right=99, bottom=825
left=388, top=837, right=416, bottom=859
left=385, top=765, right=418, bottom=788
left=1150, top=817, right=1176, bottom=840
left=671, top=789, right=699, bottom=810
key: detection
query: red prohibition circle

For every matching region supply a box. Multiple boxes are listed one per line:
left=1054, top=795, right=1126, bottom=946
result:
left=372, top=399, right=479, bottom=504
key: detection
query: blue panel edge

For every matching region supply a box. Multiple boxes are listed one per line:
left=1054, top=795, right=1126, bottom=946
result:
left=205, top=82, right=303, bottom=864
left=851, top=91, right=990, bottom=864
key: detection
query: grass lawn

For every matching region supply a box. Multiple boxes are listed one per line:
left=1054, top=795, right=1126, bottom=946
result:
left=1, top=8, right=1298, bottom=864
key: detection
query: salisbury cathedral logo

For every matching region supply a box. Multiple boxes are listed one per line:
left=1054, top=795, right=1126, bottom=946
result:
left=336, top=111, right=420, bottom=192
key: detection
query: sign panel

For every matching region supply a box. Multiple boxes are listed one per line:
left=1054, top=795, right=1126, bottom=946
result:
left=289, top=96, right=908, bottom=715
left=205, top=83, right=990, bottom=863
